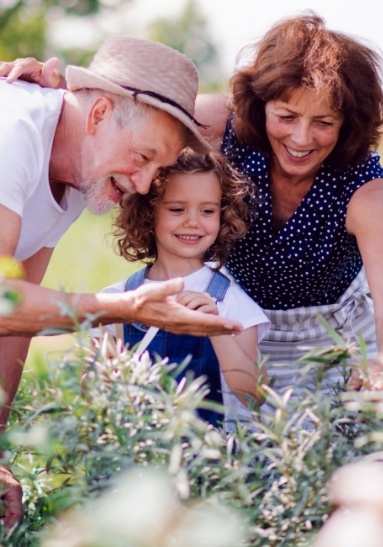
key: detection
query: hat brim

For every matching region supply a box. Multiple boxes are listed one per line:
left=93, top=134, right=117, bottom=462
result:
left=66, top=65, right=211, bottom=154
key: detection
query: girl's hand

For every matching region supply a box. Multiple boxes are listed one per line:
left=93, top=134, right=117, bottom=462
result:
left=0, top=56, right=63, bottom=88
left=176, top=290, right=219, bottom=315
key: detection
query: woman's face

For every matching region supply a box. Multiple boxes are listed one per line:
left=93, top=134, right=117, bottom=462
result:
left=265, top=87, right=344, bottom=180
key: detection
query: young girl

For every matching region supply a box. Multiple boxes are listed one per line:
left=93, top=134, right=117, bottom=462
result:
left=94, top=149, right=270, bottom=430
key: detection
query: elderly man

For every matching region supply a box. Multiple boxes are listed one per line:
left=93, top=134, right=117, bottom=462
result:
left=0, top=35, right=241, bottom=528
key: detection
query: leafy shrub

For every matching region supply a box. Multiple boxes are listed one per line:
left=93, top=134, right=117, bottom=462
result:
left=1, top=329, right=383, bottom=546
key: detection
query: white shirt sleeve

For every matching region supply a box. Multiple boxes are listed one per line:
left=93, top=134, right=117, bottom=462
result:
left=217, top=281, right=270, bottom=342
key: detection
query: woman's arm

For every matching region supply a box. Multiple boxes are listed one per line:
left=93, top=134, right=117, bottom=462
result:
left=195, top=93, right=232, bottom=150
left=346, top=177, right=383, bottom=388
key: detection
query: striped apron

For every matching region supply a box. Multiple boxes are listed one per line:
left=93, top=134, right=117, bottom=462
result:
left=259, top=268, right=376, bottom=412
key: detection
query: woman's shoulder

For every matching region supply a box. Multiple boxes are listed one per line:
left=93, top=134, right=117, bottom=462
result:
left=195, top=93, right=233, bottom=151
left=335, top=152, right=383, bottom=180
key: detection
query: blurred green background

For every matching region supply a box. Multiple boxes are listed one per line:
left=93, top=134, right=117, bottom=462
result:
left=0, top=0, right=227, bottom=93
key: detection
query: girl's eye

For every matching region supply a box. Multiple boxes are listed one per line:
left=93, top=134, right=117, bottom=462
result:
left=202, top=209, right=215, bottom=215
left=169, top=207, right=184, bottom=213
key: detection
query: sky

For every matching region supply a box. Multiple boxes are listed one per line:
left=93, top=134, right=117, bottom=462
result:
left=52, top=0, right=383, bottom=77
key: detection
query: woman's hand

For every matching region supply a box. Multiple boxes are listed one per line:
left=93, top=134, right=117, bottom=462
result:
left=0, top=56, right=63, bottom=88
left=0, top=465, right=23, bottom=531
left=176, top=290, right=219, bottom=315
left=348, top=354, right=383, bottom=391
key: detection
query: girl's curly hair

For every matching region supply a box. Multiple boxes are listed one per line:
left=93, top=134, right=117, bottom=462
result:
left=113, top=148, right=256, bottom=269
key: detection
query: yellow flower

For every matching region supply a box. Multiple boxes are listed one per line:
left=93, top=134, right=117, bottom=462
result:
left=0, top=256, right=24, bottom=279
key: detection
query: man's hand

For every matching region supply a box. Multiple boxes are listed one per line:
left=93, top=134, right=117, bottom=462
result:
left=0, top=57, right=63, bottom=88
left=126, top=279, right=241, bottom=336
left=0, top=465, right=23, bottom=531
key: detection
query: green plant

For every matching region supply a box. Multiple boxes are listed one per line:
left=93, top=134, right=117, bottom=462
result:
left=2, top=327, right=383, bottom=546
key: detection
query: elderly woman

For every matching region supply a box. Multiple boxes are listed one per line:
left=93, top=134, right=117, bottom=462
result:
left=196, top=12, right=383, bottom=402
left=3, top=12, right=383, bottom=403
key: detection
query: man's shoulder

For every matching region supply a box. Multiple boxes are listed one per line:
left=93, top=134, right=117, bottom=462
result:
left=0, top=79, right=64, bottom=118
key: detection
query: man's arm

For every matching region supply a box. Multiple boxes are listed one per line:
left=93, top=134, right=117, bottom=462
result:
left=0, top=247, right=54, bottom=430
left=0, top=277, right=242, bottom=337
left=0, top=246, right=54, bottom=531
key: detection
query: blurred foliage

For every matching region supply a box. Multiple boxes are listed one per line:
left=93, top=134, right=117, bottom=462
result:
left=147, top=0, right=225, bottom=92
left=0, top=5, right=46, bottom=60
left=0, top=0, right=227, bottom=90
left=41, top=209, right=136, bottom=294
left=0, top=0, right=119, bottom=60
left=2, top=334, right=383, bottom=545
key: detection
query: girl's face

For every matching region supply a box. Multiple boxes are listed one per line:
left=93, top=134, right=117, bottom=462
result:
left=265, top=87, right=344, bottom=181
left=154, top=171, right=222, bottom=269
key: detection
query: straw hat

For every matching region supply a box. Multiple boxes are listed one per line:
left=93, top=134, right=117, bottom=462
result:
left=66, top=35, right=211, bottom=153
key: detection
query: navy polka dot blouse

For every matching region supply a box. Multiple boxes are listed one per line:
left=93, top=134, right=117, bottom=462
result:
left=222, top=116, right=383, bottom=310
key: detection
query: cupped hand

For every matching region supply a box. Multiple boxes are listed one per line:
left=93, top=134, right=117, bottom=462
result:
left=0, top=465, right=23, bottom=531
left=128, top=278, right=240, bottom=336
left=0, top=56, right=62, bottom=88
left=348, top=353, right=383, bottom=391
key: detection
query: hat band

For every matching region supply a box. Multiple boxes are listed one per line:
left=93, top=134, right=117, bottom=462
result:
left=114, top=81, right=208, bottom=129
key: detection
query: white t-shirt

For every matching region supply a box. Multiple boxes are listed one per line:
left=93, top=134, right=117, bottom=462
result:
left=93, top=265, right=270, bottom=431
left=0, top=79, right=85, bottom=261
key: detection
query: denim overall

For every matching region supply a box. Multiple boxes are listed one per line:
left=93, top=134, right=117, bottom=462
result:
left=123, top=267, right=230, bottom=427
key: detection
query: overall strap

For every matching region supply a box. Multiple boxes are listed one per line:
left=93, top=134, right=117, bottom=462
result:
left=124, top=266, right=150, bottom=291
left=205, top=270, right=230, bottom=302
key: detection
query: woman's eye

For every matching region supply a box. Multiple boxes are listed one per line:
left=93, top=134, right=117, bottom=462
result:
left=279, top=115, right=294, bottom=122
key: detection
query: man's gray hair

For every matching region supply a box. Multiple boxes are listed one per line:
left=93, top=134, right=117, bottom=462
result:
left=75, top=88, right=191, bottom=144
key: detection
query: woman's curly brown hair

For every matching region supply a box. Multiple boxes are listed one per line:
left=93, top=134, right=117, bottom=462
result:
left=113, top=148, right=256, bottom=269
left=231, top=11, right=383, bottom=168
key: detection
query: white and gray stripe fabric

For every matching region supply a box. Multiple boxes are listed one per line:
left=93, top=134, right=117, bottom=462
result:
left=259, top=267, right=376, bottom=413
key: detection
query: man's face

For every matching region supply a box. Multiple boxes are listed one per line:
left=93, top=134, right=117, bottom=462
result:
left=79, top=106, right=185, bottom=215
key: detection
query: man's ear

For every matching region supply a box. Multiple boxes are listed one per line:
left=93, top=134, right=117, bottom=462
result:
left=86, top=96, right=113, bottom=134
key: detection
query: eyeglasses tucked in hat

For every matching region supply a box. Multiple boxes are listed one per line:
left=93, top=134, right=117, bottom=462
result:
left=66, top=35, right=211, bottom=154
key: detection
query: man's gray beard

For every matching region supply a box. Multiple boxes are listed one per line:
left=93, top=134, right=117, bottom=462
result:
left=79, top=177, right=117, bottom=215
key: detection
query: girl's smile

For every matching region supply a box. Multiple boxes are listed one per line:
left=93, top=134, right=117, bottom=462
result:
left=153, top=171, right=222, bottom=276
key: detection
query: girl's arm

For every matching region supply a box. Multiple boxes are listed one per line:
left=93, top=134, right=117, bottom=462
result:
left=177, top=290, right=267, bottom=406
left=209, top=326, right=267, bottom=406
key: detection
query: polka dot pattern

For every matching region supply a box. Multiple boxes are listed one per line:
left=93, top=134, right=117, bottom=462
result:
left=222, top=116, right=383, bottom=310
